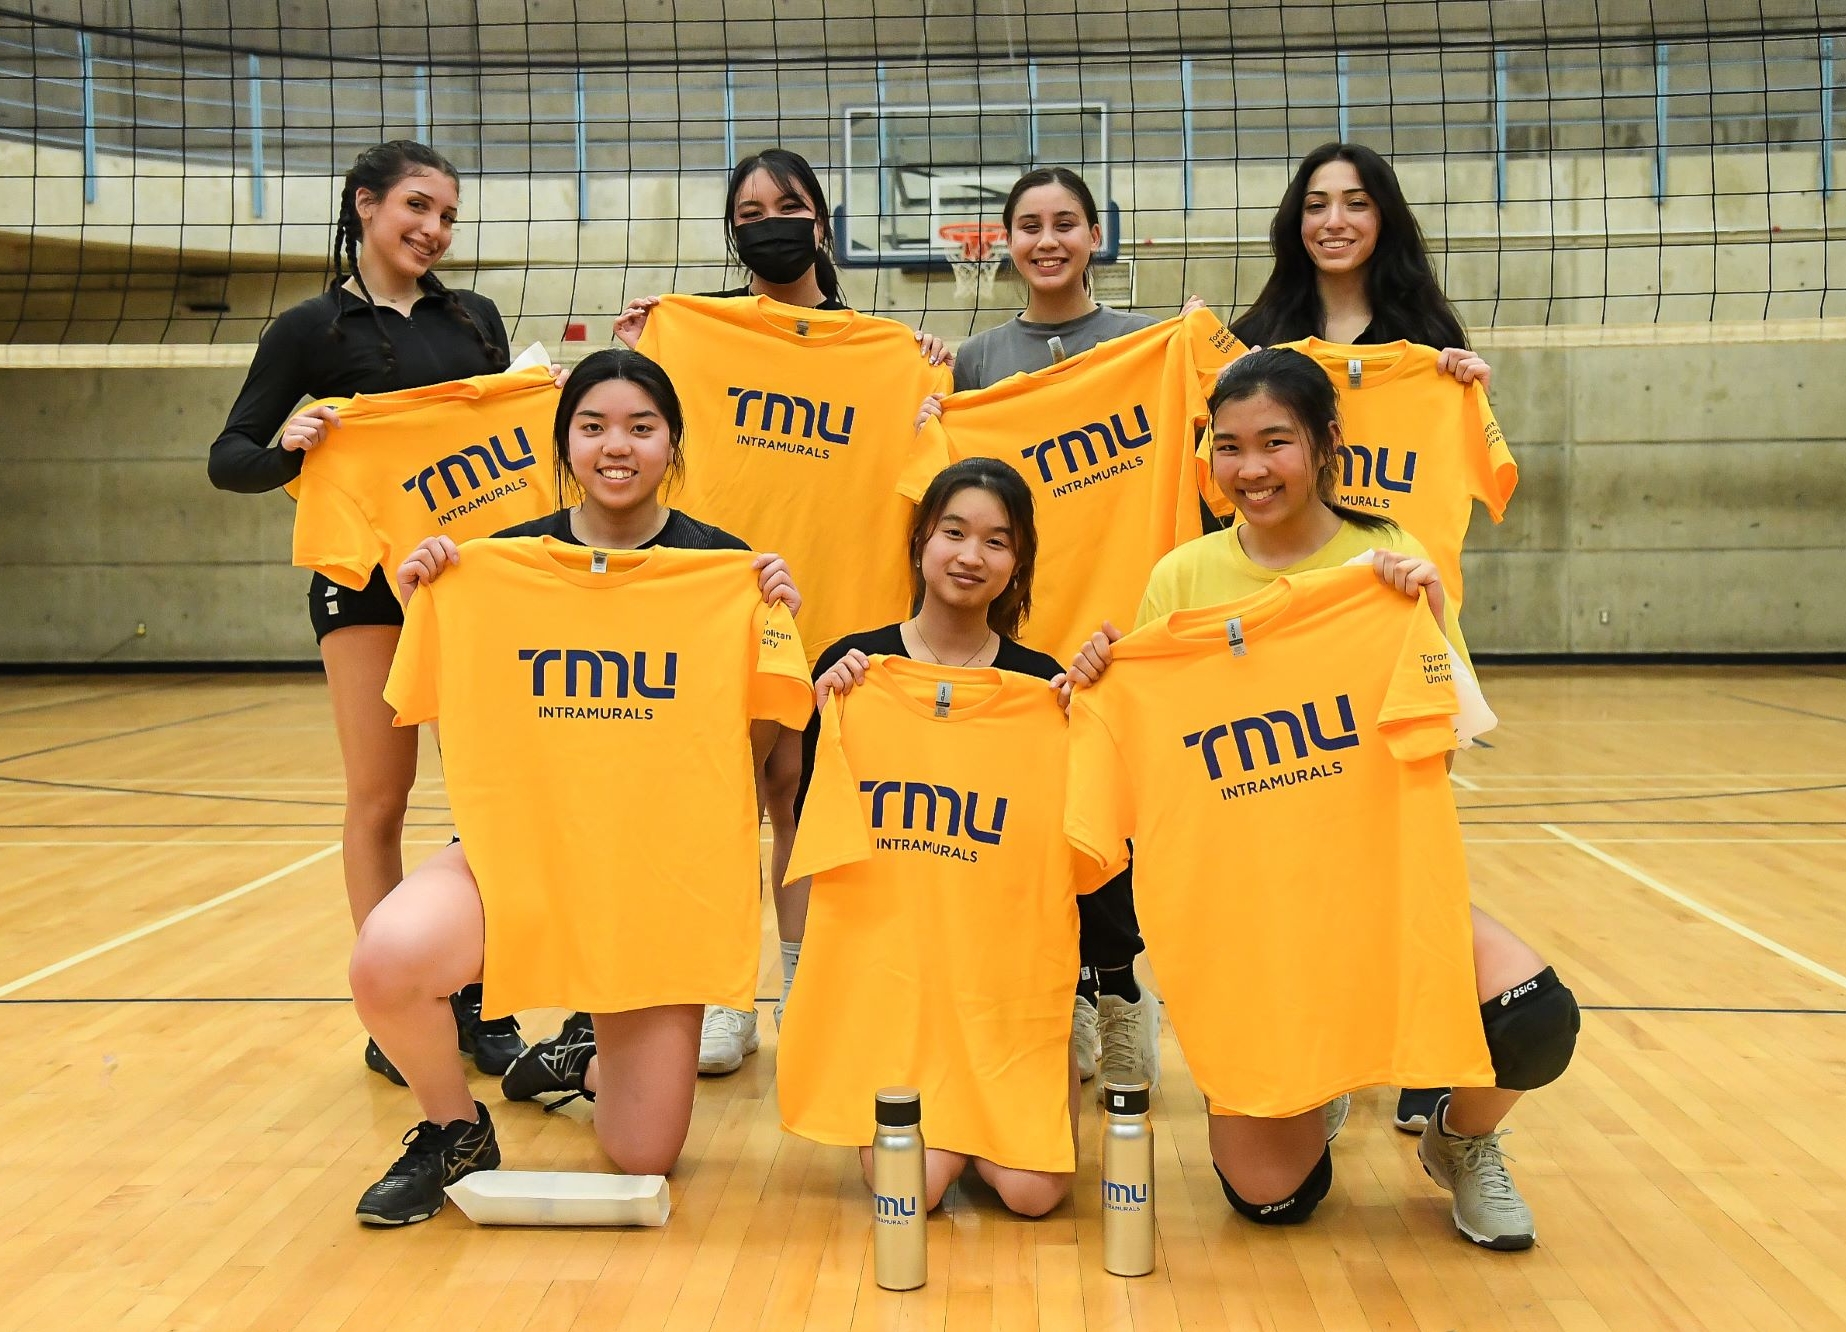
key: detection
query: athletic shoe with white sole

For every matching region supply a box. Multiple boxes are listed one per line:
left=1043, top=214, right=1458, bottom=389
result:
left=355, top=1102, right=500, bottom=1226
left=1097, top=988, right=1160, bottom=1093
left=500, top=1012, right=595, bottom=1107
left=1323, top=1093, right=1352, bottom=1142
left=1394, top=1086, right=1447, bottom=1134
left=1417, top=1094, right=1536, bottom=1251
left=1071, top=994, right=1100, bottom=1082
left=697, top=1005, right=759, bottom=1076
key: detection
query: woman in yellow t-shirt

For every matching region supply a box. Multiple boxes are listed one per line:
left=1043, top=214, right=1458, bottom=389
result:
left=1064, top=348, right=1579, bottom=1252
left=345, top=349, right=799, bottom=1228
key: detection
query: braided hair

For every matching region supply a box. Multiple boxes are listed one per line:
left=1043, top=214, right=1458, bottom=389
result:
left=328, top=140, right=508, bottom=379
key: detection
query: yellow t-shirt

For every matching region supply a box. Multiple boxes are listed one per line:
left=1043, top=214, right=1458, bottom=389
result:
left=384, top=537, right=813, bottom=1017
left=1135, top=517, right=1472, bottom=667
left=901, top=309, right=1246, bottom=661
left=290, top=363, right=560, bottom=593
left=779, top=657, right=1105, bottom=1172
left=1066, top=565, right=1495, bottom=1117
left=1257, top=339, right=1516, bottom=613
left=638, top=294, right=953, bottom=664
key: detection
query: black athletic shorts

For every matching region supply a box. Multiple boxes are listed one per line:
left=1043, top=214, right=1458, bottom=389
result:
left=308, top=566, right=404, bottom=643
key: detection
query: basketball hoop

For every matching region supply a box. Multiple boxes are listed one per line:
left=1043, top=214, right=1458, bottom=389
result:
left=938, top=221, right=1008, bottom=299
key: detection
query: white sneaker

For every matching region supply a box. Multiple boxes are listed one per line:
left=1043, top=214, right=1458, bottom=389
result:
left=697, top=1005, right=759, bottom=1076
left=1323, top=1093, right=1351, bottom=1142
left=1097, top=988, right=1160, bottom=1093
left=1071, top=994, right=1100, bottom=1082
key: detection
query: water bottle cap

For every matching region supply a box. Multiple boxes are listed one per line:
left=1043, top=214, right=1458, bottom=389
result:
left=875, top=1086, right=921, bottom=1127
left=1103, top=1081, right=1150, bottom=1116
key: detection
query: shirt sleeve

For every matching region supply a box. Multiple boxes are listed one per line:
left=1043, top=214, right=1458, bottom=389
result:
left=1466, top=383, right=1518, bottom=520
left=786, top=696, right=875, bottom=881
left=383, top=584, right=442, bottom=727
left=635, top=296, right=672, bottom=363
left=1195, top=426, right=1237, bottom=520
left=206, top=307, right=316, bottom=494
left=896, top=413, right=956, bottom=501
left=291, top=454, right=384, bottom=591
left=1063, top=690, right=1135, bottom=881
left=750, top=599, right=816, bottom=729
left=1376, top=592, right=1462, bottom=763
left=1183, top=306, right=1248, bottom=400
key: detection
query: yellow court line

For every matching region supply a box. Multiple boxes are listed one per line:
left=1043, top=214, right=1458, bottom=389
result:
left=0, top=843, right=341, bottom=998
left=1539, top=823, right=1846, bottom=994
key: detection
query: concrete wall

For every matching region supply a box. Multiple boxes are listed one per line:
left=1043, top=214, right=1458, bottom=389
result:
left=0, top=322, right=1840, bottom=662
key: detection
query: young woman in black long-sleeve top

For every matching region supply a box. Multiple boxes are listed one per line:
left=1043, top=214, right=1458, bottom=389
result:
left=207, top=140, right=522, bottom=1083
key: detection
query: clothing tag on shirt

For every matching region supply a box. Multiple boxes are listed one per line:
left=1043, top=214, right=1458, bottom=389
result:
left=1347, top=358, right=1363, bottom=388
left=590, top=549, right=609, bottom=574
left=1048, top=335, right=1067, bottom=363
left=1225, top=616, right=1247, bottom=657
left=934, top=681, right=954, bottom=718
left=794, top=318, right=810, bottom=338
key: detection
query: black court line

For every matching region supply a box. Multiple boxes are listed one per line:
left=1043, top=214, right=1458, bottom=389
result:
left=1717, top=693, right=1846, bottom=726
left=0, top=772, right=451, bottom=812
left=5, top=819, right=1838, bottom=832
left=0, top=676, right=207, bottom=720
left=0, top=701, right=267, bottom=767
left=1582, top=1005, right=1846, bottom=1015
left=0, top=995, right=351, bottom=1005
left=1456, top=779, right=1846, bottom=812
left=0, top=821, right=455, bottom=829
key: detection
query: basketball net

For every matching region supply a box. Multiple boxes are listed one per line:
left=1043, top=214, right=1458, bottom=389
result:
left=938, top=221, right=1008, bottom=299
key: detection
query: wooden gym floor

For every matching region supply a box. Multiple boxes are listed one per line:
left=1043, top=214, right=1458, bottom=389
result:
left=1, top=666, right=1843, bottom=1332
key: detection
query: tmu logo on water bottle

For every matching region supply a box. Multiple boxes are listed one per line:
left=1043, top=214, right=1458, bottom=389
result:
left=402, top=427, right=539, bottom=524
left=1102, top=1179, right=1150, bottom=1211
left=1182, top=694, right=1359, bottom=801
left=874, top=1193, right=919, bottom=1222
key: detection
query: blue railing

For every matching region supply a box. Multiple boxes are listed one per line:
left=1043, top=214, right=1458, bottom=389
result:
left=0, top=22, right=1839, bottom=216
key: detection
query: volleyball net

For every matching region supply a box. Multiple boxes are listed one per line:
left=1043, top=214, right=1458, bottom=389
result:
left=0, top=2, right=1841, bottom=346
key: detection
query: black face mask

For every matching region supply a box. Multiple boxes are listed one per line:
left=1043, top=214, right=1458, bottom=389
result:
left=734, top=215, right=820, bottom=285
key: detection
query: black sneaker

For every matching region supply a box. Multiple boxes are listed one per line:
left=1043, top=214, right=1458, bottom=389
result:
left=452, top=983, right=527, bottom=1076
left=355, top=1101, right=501, bottom=1226
left=364, top=1037, right=408, bottom=1087
left=1395, top=1086, right=1449, bottom=1133
left=501, top=1012, right=595, bottom=1107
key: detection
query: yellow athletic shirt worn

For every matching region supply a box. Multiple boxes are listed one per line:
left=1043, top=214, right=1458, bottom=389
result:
left=1067, top=565, right=1495, bottom=1117
left=384, top=538, right=813, bottom=1017
left=638, top=294, right=953, bottom=664
left=779, top=658, right=1107, bottom=1172
left=289, top=363, right=560, bottom=593
left=1206, top=339, right=1516, bottom=615
left=901, top=309, right=1246, bottom=661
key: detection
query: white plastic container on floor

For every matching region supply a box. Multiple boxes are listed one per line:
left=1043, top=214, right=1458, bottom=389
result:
left=445, top=1171, right=671, bottom=1227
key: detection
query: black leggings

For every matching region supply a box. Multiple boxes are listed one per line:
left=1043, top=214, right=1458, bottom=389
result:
left=1078, top=863, right=1143, bottom=970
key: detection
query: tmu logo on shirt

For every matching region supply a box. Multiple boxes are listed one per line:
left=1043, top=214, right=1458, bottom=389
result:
left=1337, top=443, right=1418, bottom=509
left=1182, top=695, right=1358, bottom=800
left=402, top=427, right=539, bottom=524
left=517, top=647, right=678, bottom=721
left=727, top=386, right=856, bottom=459
left=1018, top=405, right=1152, bottom=498
left=859, top=779, right=1008, bottom=863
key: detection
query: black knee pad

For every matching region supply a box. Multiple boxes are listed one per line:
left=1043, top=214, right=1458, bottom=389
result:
left=1216, top=1146, right=1332, bottom=1226
left=1482, top=966, right=1580, bottom=1091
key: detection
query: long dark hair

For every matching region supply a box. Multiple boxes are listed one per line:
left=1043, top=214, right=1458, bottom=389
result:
left=551, top=348, right=687, bottom=503
left=329, top=140, right=507, bottom=377
left=1230, top=143, right=1467, bottom=351
left=1207, top=348, right=1395, bottom=533
left=906, top=458, right=1039, bottom=640
left=1002, top=167, right=1102, bottom=294
left=723, top=148, right=846, bottom=306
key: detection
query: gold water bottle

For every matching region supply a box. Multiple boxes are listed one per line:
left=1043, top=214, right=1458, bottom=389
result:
left=872, top=1087, right=926, bottom=1290
left=1100, top=1080, right=1155, bottom=1276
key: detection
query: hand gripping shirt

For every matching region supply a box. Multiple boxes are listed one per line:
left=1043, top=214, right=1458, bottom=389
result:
left=1204, top=340, right=1516, bottom=614
left=384, top=538, right=813, bottom=1017
left=288, top=363, right=560, bottom=594
left=779, top=657, right=1105, bottom=1172
left=901, top=308, right=1246, bottom=661
left=1065, top=565, right=1495, bottom=1116
left=638, top=294, right=954, bottom=664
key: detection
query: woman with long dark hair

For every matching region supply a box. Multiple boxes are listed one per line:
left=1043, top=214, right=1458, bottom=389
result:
left=206, top=140, right=524, bottom=1083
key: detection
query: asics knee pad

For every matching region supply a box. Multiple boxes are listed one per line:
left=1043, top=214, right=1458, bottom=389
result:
left=1482, top=966, right=1580, bottom=1091
left=1217, top=1146, right=1333, bottom=1226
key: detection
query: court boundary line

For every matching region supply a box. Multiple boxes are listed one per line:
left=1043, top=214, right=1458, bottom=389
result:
left=1540, top=823, right=1846, bottom=994
left=0, top=842, right=341, bottom=998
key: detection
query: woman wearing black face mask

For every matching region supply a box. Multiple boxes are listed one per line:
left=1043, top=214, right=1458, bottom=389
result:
left=613, top=148, right=950, bottom=1080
